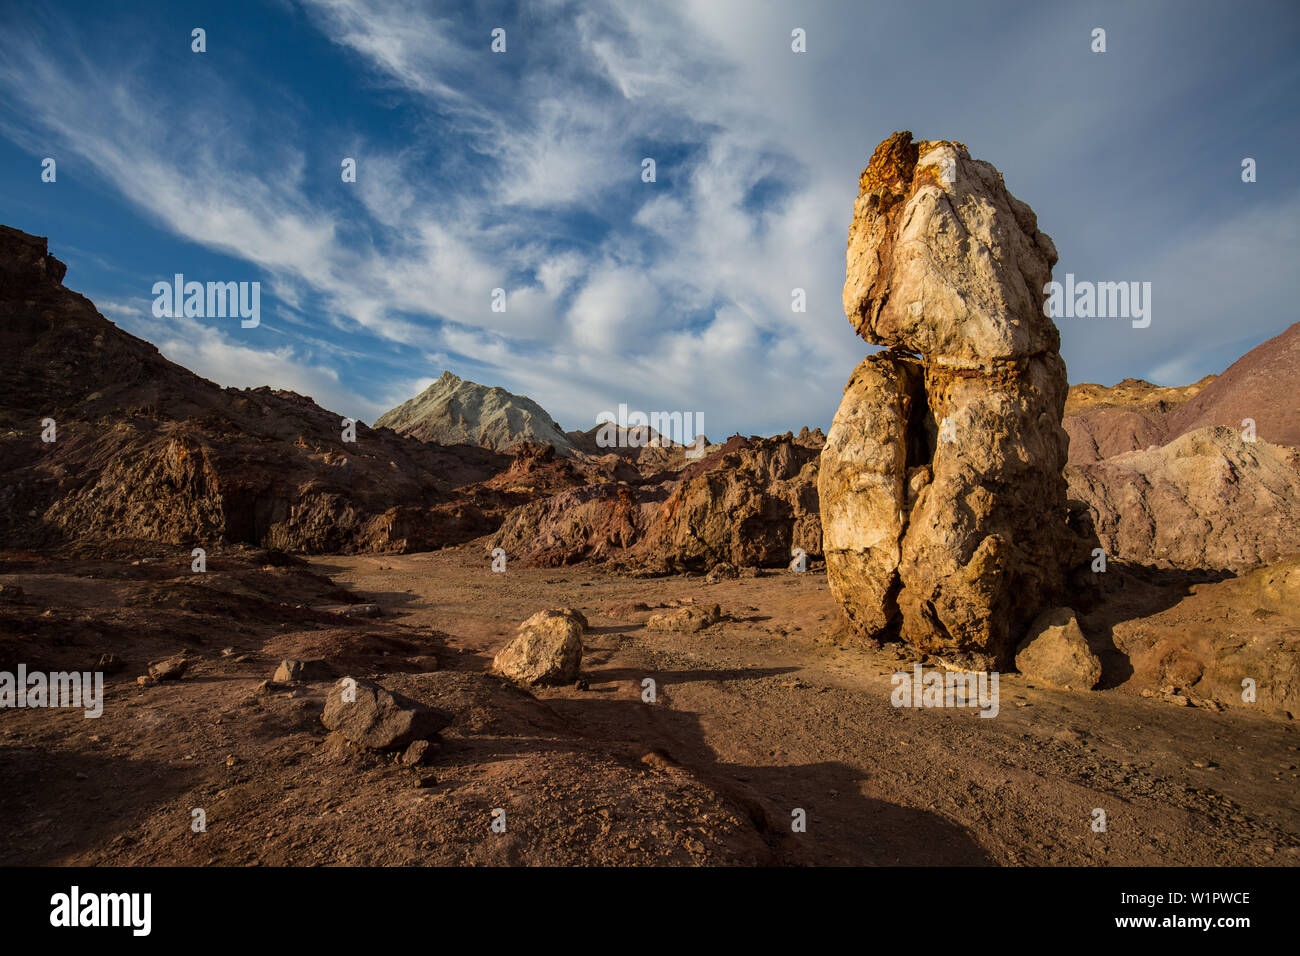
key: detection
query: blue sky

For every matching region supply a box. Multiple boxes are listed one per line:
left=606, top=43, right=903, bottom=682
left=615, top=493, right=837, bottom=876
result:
left=2, top=0, right=1297, bottom=438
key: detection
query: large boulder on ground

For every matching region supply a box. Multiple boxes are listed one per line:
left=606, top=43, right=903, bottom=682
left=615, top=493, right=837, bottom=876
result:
left=493, top=608, right=585, bottom=684
left=1014, top=607, right=1102, bottom=690
left=321, top=677, right=452, bottom=750
left=820, top=131, right=1074, bottom=669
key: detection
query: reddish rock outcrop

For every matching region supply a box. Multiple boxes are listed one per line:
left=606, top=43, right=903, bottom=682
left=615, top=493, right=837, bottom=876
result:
left=487, top=434, right=822, bottom=571
left=1063, top=406, right=1169, bottom=465
left=1165, top=322, right=1300, bottom=448
left=0, top=225, right=509, bottom=553
left=1063, top=323, right=1298, bottom=467
left=1066, top=426, right=1300, bottom=571
left=632, top=436, right=821, bottom=573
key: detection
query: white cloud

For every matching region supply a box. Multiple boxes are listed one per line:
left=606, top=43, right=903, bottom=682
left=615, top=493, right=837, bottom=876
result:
left=5, top=0, right=1289, bottom=437
left=156, top=319, right=382, bottom=420
left=94, top=299, right=148, bottom=321
left=567, top=266, right=662, bottom=352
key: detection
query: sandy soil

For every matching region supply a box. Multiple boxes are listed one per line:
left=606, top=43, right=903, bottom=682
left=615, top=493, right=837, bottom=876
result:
left=0, top=544, right=1296, bottom=866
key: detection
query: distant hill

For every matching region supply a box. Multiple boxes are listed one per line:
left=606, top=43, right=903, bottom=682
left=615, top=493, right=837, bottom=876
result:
left=1166, top=322, right=1300, bottom=448
left=1064, top=324, right=1298, bottom=464
left=1064, top=375, right=1216, bottom=417
left=376, top=371, right=576, bottom=454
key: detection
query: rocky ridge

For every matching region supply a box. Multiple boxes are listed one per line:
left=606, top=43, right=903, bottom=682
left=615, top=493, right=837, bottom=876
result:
left=0, top=226, right=508, bottom=553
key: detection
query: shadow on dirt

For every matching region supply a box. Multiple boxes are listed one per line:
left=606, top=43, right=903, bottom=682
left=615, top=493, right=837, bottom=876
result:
left=0, top=744, right=197, bottom=865
left=537, top=684, right=992, bottom=865
left=1073, top=561, right=1236, bottom=689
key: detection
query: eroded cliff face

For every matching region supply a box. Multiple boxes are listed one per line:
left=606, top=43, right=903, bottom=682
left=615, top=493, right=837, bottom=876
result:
left=820, top=132, right=1074, bottom=668
left=488, top=433, right=823, bottom=571
left=0, top=225, right=510, bottom=553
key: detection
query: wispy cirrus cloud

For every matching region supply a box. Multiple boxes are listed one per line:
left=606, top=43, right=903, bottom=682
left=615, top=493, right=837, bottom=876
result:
left=2, top=0, right=1296, bottom=437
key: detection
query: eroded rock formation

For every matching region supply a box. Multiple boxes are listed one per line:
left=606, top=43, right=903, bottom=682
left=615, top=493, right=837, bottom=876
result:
left=820, top=132, right=1074, bottom=668
left=487, top=434, right=822, bottom=571
left=633, top=435, right=822, bottom=573
left=1066, top=426, right=1300, bottom=571
left=0, top=225, right=514, bottom=553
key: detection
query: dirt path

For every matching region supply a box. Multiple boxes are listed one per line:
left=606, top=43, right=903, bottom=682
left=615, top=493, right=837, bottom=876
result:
left=305, top=548, right=1300, bottom=866
left=1, top=545, right=1295, bottom=866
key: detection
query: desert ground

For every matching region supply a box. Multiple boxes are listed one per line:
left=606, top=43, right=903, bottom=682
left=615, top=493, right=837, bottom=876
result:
left=1, top=542, right=1295, bottom=867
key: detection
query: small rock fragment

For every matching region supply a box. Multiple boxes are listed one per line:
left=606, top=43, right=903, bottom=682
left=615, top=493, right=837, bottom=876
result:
left=272, top=659, right=336, bottom=683
left=646, top=604, right=721, bottom=632
left=401, top=739, right=440, bottom=766
left=147, top=656, right=189, bottom=681
left=604, top=602, right=650, bottom=618
left=705, top=562, right=738, bottom=582
left=313, top=603, right=382, bottom=618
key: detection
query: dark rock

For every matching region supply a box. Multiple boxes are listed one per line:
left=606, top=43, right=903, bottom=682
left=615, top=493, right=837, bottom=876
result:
left=321, top=677, right=452, bottom=751
left=272, top=658, right=336, bottom=683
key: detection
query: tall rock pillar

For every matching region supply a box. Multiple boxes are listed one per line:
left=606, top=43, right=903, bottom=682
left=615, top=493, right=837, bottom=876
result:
left=819, top=131, right=1073, bottom=669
